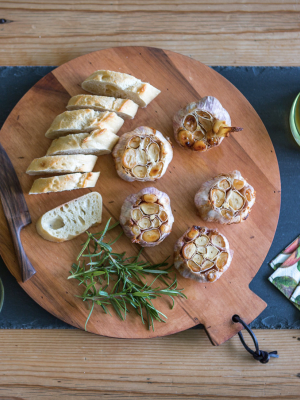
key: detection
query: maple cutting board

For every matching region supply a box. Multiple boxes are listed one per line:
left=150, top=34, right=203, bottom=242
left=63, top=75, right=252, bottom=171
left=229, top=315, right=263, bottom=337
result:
left=0, top=47, right=281, bottom=345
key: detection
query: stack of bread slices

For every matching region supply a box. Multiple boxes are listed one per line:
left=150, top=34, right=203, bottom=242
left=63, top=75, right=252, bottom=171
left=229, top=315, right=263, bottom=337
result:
left=27, top=69, right=160, bottom=195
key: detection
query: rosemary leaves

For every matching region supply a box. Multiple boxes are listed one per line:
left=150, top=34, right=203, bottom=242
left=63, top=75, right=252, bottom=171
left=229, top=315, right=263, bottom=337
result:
left=68, top=218, right=186, bottom=330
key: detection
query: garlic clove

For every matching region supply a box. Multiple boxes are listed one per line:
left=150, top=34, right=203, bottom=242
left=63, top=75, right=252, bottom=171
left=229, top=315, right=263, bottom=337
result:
left=138, top=217, right=151, bottom=230
left=131, top=208, right=143, bottom=221
left=132, top=225, right=141, bottom=236
left=122, top=148, right=136, bottom=169
left=211, top=188, right=225, bottom=208
left=148, top=143, right=160, bottom=163
left=193, top=253, right=203, bottom=265
left=196, top=110, right=214, bottom=132
left=210, top=234, right=226, bottom=248
left=206, top=245, right=219, bottom=260
left=207, top=137, right=219, bottom=146
left=151, top=217, right=160, bottom=228
left=193, top=140, right=207, bottom=152
left=158, top=209, right=168, bottom=222
left=207, top=269, right=217, bottom=282
left=216, top=252, right=229, bottom=270
left=233, top=179, right=244, bottom=190
left=142, top=193, right=158, bottom=203
left=186, top=226, right=199, bottom=240
left=201, top=260, right=214, bottom=271
left=195, top=235, right=209, bottom=246
left=142, top=229, right=160, bottom=242
left=219, top=179, right=231, bottom=190
left=221, top=208, right=234, bottom=219
left=184, top=114, right=197, bottom=132
left=227, top=190, right=244, bottom=210
left=182, top=242, right=196, bottom=259
left=128, top=136, right=141, bottom=149
left=140, top=202, right=160, bottom=215
left=149, top=162, right=163, bottom=178
left=160, top=223, right=171, bottom=234
left=187, top=260, right=201, bottom=272
left=197, top=246, right=206, bottom=254
left=132, top=165, right=147, bottom=179
left=178, top=129, right=195, bottom=147
left=244, top=188, right=253, bottom=202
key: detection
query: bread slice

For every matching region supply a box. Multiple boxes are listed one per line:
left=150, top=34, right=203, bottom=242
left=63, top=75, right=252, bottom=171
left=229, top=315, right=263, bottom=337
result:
left=81, top=70, right=161, bottom=108
left=66, top=95, right=138, bottom=119
left=45, top=109, right=124, bottom=139
left=46, top=129, right=119, bottom=156
left=36, top=192, right=102, bottom=242
left=26, top=154, right=98, bottom=175
left=29, top=172, right=100, bottom=194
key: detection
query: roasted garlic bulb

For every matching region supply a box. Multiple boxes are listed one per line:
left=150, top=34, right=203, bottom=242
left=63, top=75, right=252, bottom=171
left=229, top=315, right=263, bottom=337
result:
left=173, top=96, right=242, bottom=152
left=174, top=226, right=232, bottom=283
left=194, top=170, right=256, bottom=224
left=120, top=187, right=174, bottom=247
left=112, top=126, right=173, bottom=182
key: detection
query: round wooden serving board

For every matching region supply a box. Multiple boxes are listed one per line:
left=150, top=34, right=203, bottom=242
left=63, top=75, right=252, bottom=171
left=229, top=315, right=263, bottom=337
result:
left=0, top=47, right=281, bottom=345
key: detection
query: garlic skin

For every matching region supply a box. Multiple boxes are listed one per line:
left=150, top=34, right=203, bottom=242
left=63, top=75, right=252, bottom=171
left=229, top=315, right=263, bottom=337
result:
left=174, top=226, right=233, bottom=283
left=173, top=96, right=242, bottom=152
left=112, top=126, right=173, bottom=182
left=194, top=170, right=256, bottom=224
left=120, top=187, right=174, bottom=247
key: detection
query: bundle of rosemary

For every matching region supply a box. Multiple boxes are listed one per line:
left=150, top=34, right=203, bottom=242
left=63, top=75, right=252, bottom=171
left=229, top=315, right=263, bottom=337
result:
left=68, top=218, right=186, bottom=330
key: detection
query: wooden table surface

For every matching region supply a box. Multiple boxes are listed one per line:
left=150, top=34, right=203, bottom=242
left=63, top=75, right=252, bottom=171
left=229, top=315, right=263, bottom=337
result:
left=0, top=1, right=300, bottom=399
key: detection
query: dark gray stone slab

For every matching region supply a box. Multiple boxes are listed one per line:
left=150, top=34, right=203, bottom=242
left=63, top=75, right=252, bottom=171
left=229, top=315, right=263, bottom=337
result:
left=0, top=66, right=299, bottom=330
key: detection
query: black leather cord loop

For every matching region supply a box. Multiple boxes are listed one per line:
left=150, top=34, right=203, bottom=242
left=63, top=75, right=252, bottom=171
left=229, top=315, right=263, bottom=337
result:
left=232, top=315, right=279, bottom=364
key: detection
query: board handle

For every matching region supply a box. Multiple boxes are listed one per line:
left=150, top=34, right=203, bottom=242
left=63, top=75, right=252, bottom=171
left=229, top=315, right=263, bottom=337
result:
left=232, top=315, right=279, bottom=363
left=201, top=285, right=267, bottom=346
left=7, top=215, right=36, bottom=282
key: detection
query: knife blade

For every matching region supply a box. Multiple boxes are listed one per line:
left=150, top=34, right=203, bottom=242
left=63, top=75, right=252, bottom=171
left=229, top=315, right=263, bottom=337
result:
left=0, top=142, right=36, bottom=282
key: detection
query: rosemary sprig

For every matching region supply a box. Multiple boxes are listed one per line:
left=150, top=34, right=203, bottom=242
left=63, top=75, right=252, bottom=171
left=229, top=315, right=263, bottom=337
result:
left=68, top=218, right=186, bottom=330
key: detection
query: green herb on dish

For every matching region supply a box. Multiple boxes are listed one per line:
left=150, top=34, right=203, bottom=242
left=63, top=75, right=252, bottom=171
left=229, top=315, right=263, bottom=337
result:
left=68, top=218, right=186, bottom=331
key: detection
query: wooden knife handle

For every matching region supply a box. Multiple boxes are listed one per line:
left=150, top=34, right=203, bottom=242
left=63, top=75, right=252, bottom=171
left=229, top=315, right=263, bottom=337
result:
left=6, top=214, right=36, bottom=282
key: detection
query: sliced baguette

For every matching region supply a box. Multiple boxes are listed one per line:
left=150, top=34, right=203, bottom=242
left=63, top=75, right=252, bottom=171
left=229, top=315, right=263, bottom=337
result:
left=81, top=70, right=160, bottom=108
left=29, top=172, right=100, bottom=194
left=66, top=95, right=138, bottom=119
left=45, top=109, right=124, bottom=139
left=46, top=129, right=119, bottom=156
left=26, top=154, right=98, bottom=175
left=36, top=192, right=102, bottom=242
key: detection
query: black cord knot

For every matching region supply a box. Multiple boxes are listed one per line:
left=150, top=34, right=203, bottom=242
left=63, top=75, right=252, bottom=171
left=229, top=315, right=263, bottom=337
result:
left=232, top=314, right=279, bottom=364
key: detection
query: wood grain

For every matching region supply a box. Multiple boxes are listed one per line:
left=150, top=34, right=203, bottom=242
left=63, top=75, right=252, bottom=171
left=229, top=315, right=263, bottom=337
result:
left=0, top=1, right=300, bottom=66
left=0, top=329, right=299, bottom=399
left=0, top=47, right=280, bottom=345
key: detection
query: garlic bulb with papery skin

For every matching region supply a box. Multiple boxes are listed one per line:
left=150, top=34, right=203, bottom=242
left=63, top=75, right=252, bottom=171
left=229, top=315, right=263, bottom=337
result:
left=194, top=170, right=256, bottom=224
left=174, top=226, right=232, bottom=283
left=120, top=187, right=174, bottom=247
left=173, top=96, right=242, bottom=152
left=112, top=126, right=173, bottom=182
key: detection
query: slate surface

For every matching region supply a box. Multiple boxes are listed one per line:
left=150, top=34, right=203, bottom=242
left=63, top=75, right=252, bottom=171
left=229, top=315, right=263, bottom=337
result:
left=0, top=66, right=300, bottom=330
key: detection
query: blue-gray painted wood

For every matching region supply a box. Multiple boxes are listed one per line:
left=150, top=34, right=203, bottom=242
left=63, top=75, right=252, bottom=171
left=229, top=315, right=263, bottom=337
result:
left=0, top=66, right=299, bottom=329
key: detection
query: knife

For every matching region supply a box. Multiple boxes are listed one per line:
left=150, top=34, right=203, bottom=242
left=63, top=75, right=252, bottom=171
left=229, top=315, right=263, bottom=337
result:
left=0, top=142, right=36, bottom=282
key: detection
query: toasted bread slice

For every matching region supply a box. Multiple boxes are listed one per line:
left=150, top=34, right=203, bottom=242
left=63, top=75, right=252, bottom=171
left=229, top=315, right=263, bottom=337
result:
left=46, top=129, right=119, bottom=156
left=45, top=109, right=124, bottom=139
left=81, top=70, right=160, bottom=108
left=66, top=95, right=138, bottom=119
left=26, top=154, right=97, bottom=175
left=36, top=192, right=102, bottom=242
left=29, top=172, right=100, bottom=194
